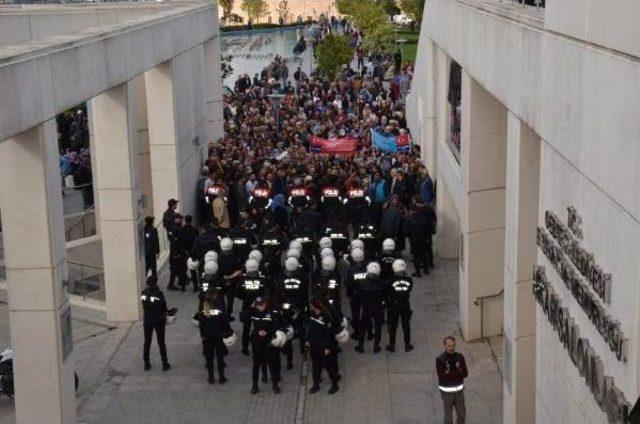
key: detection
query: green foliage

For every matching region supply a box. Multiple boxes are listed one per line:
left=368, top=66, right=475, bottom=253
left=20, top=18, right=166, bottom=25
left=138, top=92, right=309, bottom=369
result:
left=379, top=0, right=400, bottom=18
left=336, top=0, right=395, bottom=53
left=241, top=0, right=269, bottom=23
left=276, top=0, right=290, bottom=23
left=219, top=0, right=234, bottom=20
left=316, top=34, right=354, bottom=78
left=399, top=0, right=425, bottom=23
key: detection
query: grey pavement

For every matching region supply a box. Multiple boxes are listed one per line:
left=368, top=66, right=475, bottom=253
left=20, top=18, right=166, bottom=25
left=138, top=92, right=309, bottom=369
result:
left=0, top=259, right=502, bottom=424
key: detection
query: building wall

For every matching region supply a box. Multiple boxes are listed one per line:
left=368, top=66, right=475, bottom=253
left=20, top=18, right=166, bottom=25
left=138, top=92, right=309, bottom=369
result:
left=408, top=0, right=640, bottom=422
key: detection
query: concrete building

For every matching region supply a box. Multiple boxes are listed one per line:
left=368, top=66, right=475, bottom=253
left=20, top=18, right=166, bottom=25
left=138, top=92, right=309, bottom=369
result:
left=0, top=2, right=223, bottom=422
left=407, top=1, right=640, bottom=423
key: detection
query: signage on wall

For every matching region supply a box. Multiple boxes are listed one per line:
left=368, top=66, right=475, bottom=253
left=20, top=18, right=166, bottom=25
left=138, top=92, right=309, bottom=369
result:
left=534, top=206, right=630, bottom=423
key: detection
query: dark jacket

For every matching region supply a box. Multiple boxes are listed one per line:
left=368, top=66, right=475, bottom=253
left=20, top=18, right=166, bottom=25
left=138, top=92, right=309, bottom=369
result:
left=162, top=208, right=176, bottom=231
left=191, top=231, right=221, bottom=263
left=193, top=304, right=231, bottom=340
left=305, top=309, right=338, bottom=352
left=402, top=205, right=437, bottom=242
left=380, top=206, right=403, bottom=239
left=436, top=352, right=468, bottom=390
left=141, top=286, right=167, bottom=324
left=144, top=224, right=160, bottom=258
left=181, top=224, right=199, bottom=255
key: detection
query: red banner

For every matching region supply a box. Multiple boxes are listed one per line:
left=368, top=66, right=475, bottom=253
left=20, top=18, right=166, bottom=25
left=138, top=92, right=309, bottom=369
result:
left=311, top=136, right=358, bottom=155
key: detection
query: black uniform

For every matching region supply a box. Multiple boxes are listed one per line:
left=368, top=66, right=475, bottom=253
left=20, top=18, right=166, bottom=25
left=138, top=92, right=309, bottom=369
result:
left=198, top=273, right=226, bottom=309
left=323, top=223, right=350, bottom=255
left=387, top=275, right=413, bottom=350
left=355, top=223, right=381, bottom=260
left=275, top=270, right=309, bottom=364
left=259, top=230, right=288, bottom=287
left=218, top=251, right=242, bottom=317
left=193, top=302, right=232, bottom=382
left=168, top=223, right=187, bottom=290
left=144, top=223, right=160, bottom=279
left=313, top=270, right=342, bottom=312
left=288, top=186, right=311, bottom=210
left=228, top=227, right=256, bottom=263
left=344, top=261, right=367, bottom=339
left=306, top=308, right=340, bottom=389
left=320, top=186, right=343, bottom=222
left=343, top=187, right=371, bottom=232
left=191, top=230, right=221, bottom=265
left=356, top=271, right=386, bottom=352
left=402, top=205, right=437, bottom=274
left=237, top=273, right=267, bottom=352
left=379, top=252, right=398, bottom=284
left=141, top=286, right=169, bottom=367
left=248, top=307, right=283, bottom=390
left=181, top=223, right=199, bottom=289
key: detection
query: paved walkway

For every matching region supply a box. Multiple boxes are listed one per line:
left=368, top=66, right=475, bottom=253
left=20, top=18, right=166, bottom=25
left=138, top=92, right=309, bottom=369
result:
left=0, top=259, right=502, bottom=424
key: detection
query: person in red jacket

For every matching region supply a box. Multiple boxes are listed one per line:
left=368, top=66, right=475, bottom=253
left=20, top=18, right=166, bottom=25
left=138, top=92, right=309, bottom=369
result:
left=436, top=336, right=468, bottom=424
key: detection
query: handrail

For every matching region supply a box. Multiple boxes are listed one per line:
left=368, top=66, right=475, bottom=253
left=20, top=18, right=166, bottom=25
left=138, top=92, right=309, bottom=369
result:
left=473, top=288, right=504, bottom=340
left=65, top=204, right=95, bottom=240
left=67, top=260, right=103, bottom=271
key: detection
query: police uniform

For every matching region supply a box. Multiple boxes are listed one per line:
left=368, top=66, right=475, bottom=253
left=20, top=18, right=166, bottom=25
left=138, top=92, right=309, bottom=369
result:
left=193, top=300, right=232, bottom=383
left=259, top=230, right=288, bottom=287
left=168, top=223, right=187, bottom=290
left=355, top=223, right=381, bottom=260
left=344, top=261, right=367, bottom=339
left=144, top=223, right=160, bottom=279
left=320, top=186, right=343, bottom=222
left=275, top=269, right=309, bottom=364
left=386, top=275, right=413, bottom=351
left=356, top=270, right=386, bottom=352
left=379, top=252, right=398, bottom=284
left=236, top=273, right=267, bottom=353
left=323, top=223, right=350, bottom=255
left=288, top=186, right=311, bottom=211
left=249, top=306, right=284, bottom=392
left=141, top=286, right=169, bottom=368
left=343, top=187, right=371, bottom=232
left=306, top=307, right=340, bottom=393
left=218, top=251, right=242, bottom=318
left=228, top=226, right=256, bottom=263
left=313, top=269, right=342, bottom=312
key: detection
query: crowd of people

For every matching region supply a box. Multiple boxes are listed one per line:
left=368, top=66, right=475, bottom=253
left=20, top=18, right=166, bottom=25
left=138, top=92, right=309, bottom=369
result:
left=140, top=23, right=468, bottom=423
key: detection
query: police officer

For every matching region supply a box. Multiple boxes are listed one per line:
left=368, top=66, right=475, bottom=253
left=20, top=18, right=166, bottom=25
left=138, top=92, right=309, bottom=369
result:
left=168, top=214, right=187, bottom=291
left=403, top=202, right=437, bottom=277
left=344, top=247, right=367, bottom=340
left=320, top=185, right=343, bottom=222
left=141, top=276, right=171, bottom=371
left=355, top=220, right=381, bottom=260
left=343, top=179, right=372, bottom=232
left=290, top=221, right=316, bottom=260
left=355, top=262, right=386, bottom=353
left=143, top=216, right=160, bottom=279
left=247, top=186, right=272, bottom=227
left=181, top=215, right=200, bottom=291
left=288, top=178, right=311, bottom=212
left=259, top=219, right=288, bottom=287
left=313, top=255, right=342, bottom=313
left=237, top=259, right=267, bottom=355
left=198, top=261, right=225, bottom=309
left=322, top=218, right=350, bottom=255
left=275, top=257, right=309, bottom=368
left=190, top=223, right=221, bottom=268
left=306, top=298, right=340, bottom=395
left=380, top=238, right=399, bottom=284
left=386, top=259, right=414, bottom=352
left=248, top=297, right=284, bottom=394
left=218, top=237, right=243, bottom=319
left=228, top=214, right=257, bottom=263
left=192, top=291, right=232, bottom=384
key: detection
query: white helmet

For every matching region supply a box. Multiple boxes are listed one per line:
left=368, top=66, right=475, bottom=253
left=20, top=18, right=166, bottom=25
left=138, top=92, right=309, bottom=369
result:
left=367, top=262, right=381, bottom=276
left=186, top=257, right=200, bottom=271
left=204, top=250, right=218, bottom=263
left=289, top=240, right=303, bottom=251
left=322, top=256, right=336, bottom=271
left=392, top=259, right=407, bottom=274
left=223, top=332, right=238, bottom=347
left=286, top=248, right=301, bottom=260
left=245, top=258, right=260, bottom=273
left=220, top=237, right=234, bottom=252
left=350, top=247, right=364, bottom=263
left=248, top=250, right=263, bottom=263
left=320, top=247, right=334, bottom=259
left=350, top=239, right=364, bottom=251
left=335, top=328, right=351, bottom=344
left=285, top=257, right=299, bottom=272
left=382, top=238, right=396, bottom=252
left=271, top=330, right=287, bottom=348
left=204, top=261, right=219, bottom=275
left=319, top=237, right=332, bottom=249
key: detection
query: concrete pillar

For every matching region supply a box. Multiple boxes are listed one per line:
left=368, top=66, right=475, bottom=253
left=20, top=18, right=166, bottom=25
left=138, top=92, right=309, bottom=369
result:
left=203, top=36, right=224, bottom=143
left=88, top=83, right=144, bottom=322
left=459, top=72, right=507, bottom=340
left=0, top=121, right=76, bottom=423
left=132, top=74, right=155, bottom=218
left=144, top=62, right=180, bottom=223
left=435, top=178, right=460, bottom=259
left=435, top=47, right=451, bottom=160
left=503, top=112, right=539, bottom=424
left=422, top=38, right=437, bottom=174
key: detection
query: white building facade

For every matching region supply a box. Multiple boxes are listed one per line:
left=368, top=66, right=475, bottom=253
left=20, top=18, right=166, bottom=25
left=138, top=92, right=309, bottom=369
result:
left=407, top=1, right=640, bottom=423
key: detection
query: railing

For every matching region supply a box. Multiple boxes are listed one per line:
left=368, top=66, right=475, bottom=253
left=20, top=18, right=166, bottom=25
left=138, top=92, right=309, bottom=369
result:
left=67, top=260, right=104, bottom=302
left=500, top=0, right=545, bottom=9
left=473, top=288, right=504, bottom=340
left=65, top=204, right=96, bottom=241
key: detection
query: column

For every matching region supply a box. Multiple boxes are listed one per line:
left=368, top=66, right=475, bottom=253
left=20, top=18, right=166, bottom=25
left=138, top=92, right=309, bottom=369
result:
left=422, top=38, right=437, bottom=174
left=459, top=72, right=507, bottom=340
left=144, top=62, right=180, bottom=222
left=503, top=112, right=539, bottom=424
left=0, top=121, right=76, bottom=423
left=89, top=83, right=144, bottom=322
left=435, top=178, right=460, bottom=259
left=203, top=36, right=224, bottom=143
left=435, top=47, right=451, bottom=158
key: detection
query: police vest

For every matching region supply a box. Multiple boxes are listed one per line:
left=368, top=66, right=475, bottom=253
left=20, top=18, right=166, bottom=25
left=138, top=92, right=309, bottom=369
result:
left=202, top=308, right=224, bottom=317
left=321, top=187, right=342, bottom=205
left=284, top=278, right=303, bottom=290
left=250, top=188, right=271, bottom=209
left=242, top=278, right=263, bottom=291
left=140, top=294, right=161, bottom=304
left=392, top=279, right=412, bottom=292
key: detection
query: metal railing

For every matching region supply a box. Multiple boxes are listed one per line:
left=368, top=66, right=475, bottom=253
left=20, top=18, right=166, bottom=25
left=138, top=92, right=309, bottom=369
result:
left=500, top=0, right=545, bottom=9
left=65, top=205, right=96, bottom=241
left=473, top=288, right=504, bottom=340
left=67, top=260, right=104, bottom=302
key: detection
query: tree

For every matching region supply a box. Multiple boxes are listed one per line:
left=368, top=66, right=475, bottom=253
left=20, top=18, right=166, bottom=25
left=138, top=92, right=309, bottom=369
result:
left=316, top=34, right=354, bottom=78
left=399, top=0, right=425, bottom=24
left=379, top=0, right=400, bottom=18
left=276, top=0, right=290, bottom=24
left=241, top=0, right=268, bottom=23
left=219, top=0, right=234, bottom=22
left=336, top=0, right=395, bottom=53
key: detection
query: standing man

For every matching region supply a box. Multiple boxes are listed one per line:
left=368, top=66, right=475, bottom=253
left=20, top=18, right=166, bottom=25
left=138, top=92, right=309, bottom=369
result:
left=144, top=216, right=160, bottom=279
left=140, top=276, right=171, bottom=371
left=163, top=198, right=179, bottom=235
left=436, top=336, right=468, bottom=424
left=181, top=215, right=200, bottom=291
left=167, top=214, right=186, bottom=291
